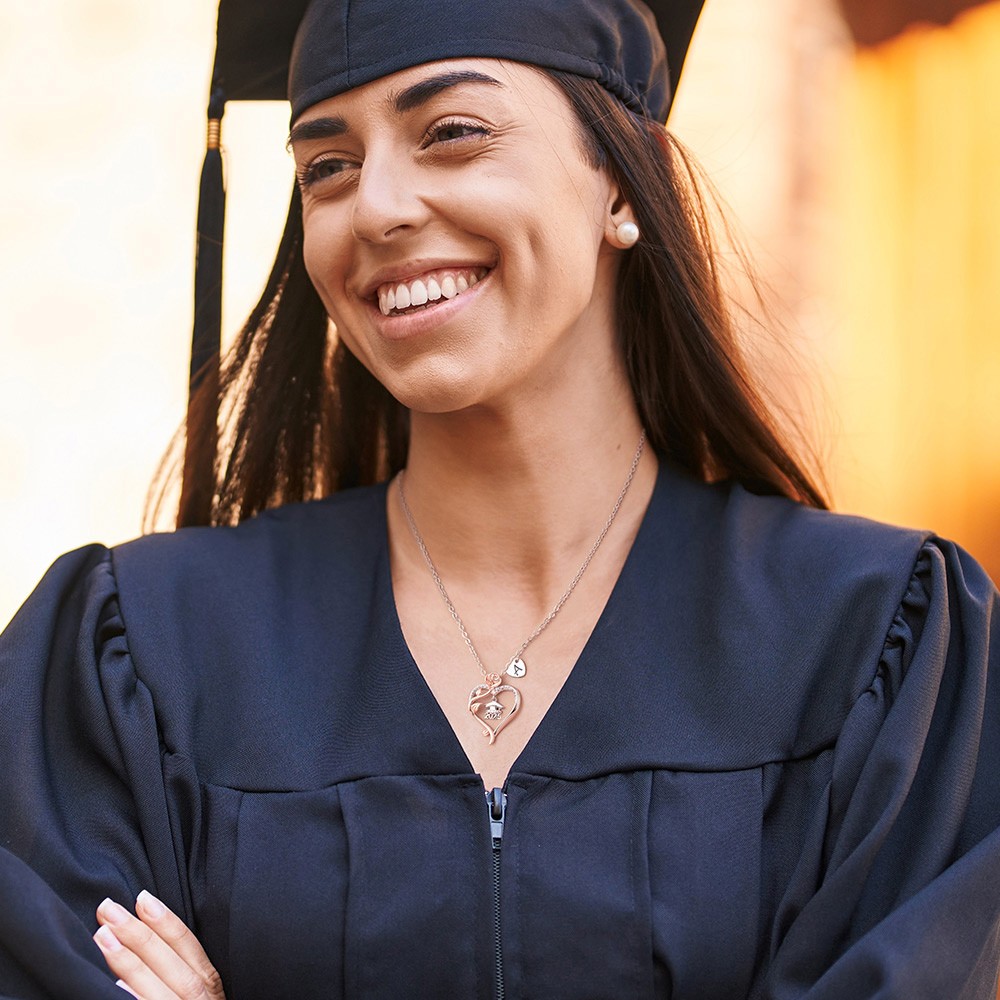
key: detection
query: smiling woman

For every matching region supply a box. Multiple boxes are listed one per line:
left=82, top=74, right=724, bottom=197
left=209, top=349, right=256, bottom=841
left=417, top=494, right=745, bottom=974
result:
left=1, top=1, right=999, bottom=999
left=169, top=56, right=824, bottom=531
left=295, top=61, right=631, bottom=421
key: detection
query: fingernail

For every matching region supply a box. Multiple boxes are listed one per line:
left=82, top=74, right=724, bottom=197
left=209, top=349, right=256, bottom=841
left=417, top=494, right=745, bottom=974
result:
left=95, top=924, right=123, bottom=951
left=97, top=898, right=130, bottom=926
left=116, top=981, right=140, bottom=998
left=136, top=889, right=166, bottom=919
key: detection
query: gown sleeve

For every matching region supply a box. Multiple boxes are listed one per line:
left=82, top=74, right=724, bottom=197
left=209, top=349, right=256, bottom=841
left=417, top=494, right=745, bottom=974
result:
left=0, top=546, right=184, bottom=999
left=766, top=538, right=1000, bottom=999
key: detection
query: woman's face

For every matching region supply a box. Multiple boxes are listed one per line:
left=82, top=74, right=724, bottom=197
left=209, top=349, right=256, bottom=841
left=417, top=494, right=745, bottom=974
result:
left=291, top=58, right=630, bottom=414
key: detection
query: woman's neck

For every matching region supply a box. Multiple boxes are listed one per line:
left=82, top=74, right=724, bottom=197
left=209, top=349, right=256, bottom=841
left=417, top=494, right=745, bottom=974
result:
left=392, top=391, right=658, bottom=615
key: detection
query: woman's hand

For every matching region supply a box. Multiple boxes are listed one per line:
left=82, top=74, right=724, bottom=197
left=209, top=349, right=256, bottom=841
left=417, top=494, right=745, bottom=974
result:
left=93, top=891, right=226, bottom=1000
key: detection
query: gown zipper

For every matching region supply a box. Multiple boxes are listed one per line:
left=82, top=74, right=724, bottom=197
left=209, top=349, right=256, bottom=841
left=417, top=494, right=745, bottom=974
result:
left=487, top=787, right=507, bottom=1000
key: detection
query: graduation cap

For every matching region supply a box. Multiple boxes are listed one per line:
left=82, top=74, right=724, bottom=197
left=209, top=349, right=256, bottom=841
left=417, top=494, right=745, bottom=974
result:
left=185, top=0, right=706, bottom=521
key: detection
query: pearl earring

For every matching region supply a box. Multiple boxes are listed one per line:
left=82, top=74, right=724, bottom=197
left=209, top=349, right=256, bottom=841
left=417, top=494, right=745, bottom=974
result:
left=616, top=221, right=640, bottom=247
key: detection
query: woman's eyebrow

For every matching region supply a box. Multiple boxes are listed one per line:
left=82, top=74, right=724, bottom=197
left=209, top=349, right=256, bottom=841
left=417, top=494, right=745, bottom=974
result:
left=288, top=71, right=503, bottom=147
left=288, top=116, right=348, bottom=147
left=391, top=70, right=504, bottom=113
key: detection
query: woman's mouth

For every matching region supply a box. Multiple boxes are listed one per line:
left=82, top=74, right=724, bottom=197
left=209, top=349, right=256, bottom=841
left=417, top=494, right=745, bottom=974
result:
left=376, top=266, right=490, bottom=317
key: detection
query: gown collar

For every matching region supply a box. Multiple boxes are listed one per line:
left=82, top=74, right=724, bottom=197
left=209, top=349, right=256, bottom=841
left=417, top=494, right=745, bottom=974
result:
left=369, top=459, right=700, bottom=781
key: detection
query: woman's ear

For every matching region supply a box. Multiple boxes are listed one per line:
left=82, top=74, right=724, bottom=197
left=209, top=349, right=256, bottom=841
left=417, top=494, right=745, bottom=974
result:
left=607, top=218, right=640, bottom=248
left=604, top=189, right=640, bottom=249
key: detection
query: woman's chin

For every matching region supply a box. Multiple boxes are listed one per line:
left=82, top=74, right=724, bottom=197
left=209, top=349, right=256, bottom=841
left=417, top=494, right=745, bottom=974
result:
left=390, top=382, right=489, bottom=416
left=378, top=362, right=503, bottom=416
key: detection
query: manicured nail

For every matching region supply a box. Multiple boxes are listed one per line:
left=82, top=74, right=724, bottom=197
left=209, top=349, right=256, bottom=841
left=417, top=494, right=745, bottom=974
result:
left=97, top=898, right=130, bottom=926
left=137, top=889, right=166, bottom=919
left=95, top=924, right=123, bottom=951
left=116, top=981, right=140, bottom=997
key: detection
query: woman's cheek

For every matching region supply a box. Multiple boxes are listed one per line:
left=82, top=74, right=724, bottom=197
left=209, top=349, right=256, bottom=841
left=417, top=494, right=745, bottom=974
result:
left=298, top=236, right=359, bottom=363
left=302, top=254, right=356, bottom=352
left=302, top=228, right=334, bottom=302
left=334, top=323, right=369, bottom=370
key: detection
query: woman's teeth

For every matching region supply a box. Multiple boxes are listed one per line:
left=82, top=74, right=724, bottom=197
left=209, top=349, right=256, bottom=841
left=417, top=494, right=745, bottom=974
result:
left=377, top=268, right=486, bottom=316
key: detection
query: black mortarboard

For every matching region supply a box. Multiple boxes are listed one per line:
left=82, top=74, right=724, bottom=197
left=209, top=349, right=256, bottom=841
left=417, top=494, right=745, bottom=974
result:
left=208, top=0, right=703, bottom=112
left=185, top=0, right=706, bottom=519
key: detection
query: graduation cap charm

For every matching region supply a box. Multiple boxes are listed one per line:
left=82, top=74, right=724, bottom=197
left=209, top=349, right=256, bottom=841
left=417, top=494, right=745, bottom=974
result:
left=470, top=674, right=521, bottom=744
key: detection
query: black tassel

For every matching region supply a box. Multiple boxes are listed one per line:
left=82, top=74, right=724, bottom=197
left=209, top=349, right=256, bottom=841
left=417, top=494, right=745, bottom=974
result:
left=180, top=87, right=226, bottom=527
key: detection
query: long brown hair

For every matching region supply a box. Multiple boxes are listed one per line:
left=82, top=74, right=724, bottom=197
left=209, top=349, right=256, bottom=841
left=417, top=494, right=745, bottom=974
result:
left=150, top=70, right=825, bottom=530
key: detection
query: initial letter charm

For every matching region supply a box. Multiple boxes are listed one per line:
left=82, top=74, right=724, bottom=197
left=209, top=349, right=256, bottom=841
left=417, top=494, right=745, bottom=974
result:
left=469, top=673, right=521, bottom=744
left=506, top=657, right=527, bottom=679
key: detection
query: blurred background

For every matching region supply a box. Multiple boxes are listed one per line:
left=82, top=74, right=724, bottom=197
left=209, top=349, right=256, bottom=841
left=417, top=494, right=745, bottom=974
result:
left=1, top=0, right=998, bottom=628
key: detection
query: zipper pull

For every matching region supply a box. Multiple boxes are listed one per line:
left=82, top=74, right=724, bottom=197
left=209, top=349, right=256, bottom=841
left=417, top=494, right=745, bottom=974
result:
left=487, top=787, right=507, bottom=845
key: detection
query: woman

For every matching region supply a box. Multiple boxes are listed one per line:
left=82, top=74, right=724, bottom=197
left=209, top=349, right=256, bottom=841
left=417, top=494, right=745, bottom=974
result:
left=1, top=0, right=998, bottom=997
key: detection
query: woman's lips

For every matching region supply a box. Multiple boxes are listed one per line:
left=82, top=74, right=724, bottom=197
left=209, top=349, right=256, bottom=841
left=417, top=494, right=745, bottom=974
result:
left=376, top=266, right=491, bottom=317
left=367, top=267, right=492, bottom=340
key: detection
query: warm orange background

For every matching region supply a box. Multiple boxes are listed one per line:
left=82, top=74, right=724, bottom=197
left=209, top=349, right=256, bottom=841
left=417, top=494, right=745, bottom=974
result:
left=831, top=1, right=1000, bottom=578
left=1, top=0, right=998, bottom=629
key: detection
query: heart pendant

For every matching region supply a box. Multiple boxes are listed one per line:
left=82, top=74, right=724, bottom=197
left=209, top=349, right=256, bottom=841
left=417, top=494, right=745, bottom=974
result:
left=469, top=675, right=521, bottom=745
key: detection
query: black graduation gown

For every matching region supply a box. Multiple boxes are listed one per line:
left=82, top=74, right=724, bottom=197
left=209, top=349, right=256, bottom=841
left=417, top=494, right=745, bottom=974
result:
left=1, top=463, right=999, bottom=999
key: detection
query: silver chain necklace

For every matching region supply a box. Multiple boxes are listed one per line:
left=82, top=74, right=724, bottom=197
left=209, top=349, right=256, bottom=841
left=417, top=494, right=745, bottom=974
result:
left=397, top=430, right=646, bottom=745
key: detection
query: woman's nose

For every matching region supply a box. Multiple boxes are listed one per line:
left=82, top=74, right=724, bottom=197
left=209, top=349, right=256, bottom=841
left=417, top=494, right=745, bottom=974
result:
left=350, top=152, right=429, bottom=243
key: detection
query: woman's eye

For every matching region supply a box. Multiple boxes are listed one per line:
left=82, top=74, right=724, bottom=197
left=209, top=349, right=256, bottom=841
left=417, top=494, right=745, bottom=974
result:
left=425, top=120, right=491, bottom=146
left=298, top=157, right=352, bottom=188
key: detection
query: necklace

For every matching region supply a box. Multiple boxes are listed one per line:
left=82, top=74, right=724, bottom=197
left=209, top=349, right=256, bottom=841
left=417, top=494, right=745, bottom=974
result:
left=397, top=430, right=646, bottom=745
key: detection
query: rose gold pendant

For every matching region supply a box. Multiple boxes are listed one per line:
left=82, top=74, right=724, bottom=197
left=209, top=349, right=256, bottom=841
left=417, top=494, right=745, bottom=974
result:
left=469, top=673, right=521, bottom=745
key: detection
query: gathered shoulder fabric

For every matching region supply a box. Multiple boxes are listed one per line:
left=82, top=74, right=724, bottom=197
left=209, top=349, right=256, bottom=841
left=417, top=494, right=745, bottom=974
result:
left=0, top=464, right=998, bottom=998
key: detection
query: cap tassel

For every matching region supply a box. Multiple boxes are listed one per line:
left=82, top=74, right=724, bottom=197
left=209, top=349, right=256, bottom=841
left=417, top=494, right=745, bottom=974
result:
left=180, top=89, right=226, bottom=527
